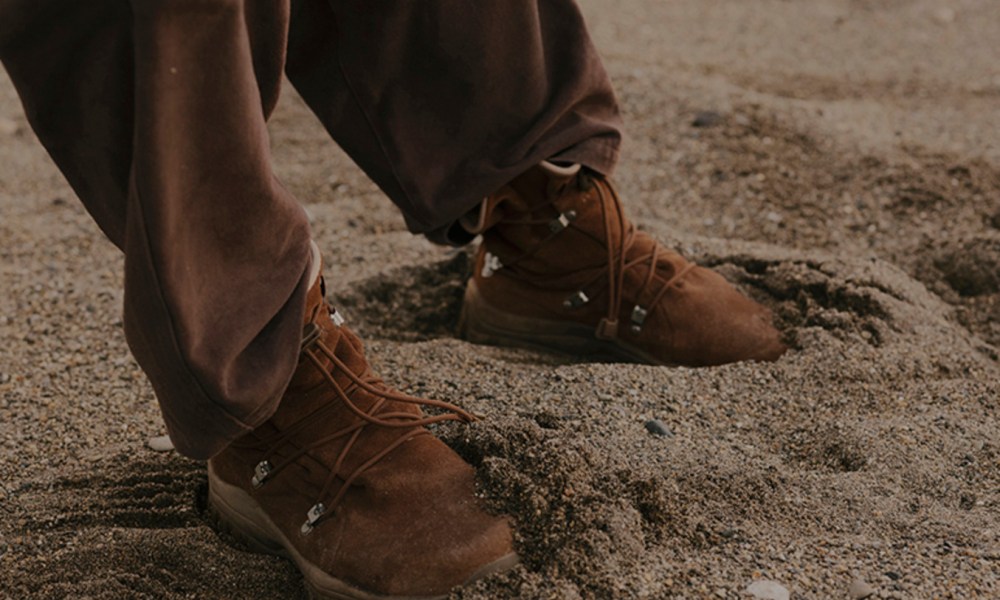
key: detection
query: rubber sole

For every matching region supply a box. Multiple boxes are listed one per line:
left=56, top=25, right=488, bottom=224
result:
left=207, top=464, right=519, bottom=600
left=457, top=279, right=667, bottom=366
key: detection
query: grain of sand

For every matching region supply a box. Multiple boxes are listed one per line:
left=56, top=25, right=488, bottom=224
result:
left=1, top=1, right=998, bottom=598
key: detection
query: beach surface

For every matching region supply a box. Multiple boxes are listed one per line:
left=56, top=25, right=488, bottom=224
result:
left=1, top=1, right=998, bottom=598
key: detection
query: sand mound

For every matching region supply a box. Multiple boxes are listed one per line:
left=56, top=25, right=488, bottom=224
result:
left=5, top=243, right=995, bottom=599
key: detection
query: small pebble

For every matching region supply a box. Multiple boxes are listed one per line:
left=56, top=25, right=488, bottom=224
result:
left=692, top=111, right=724, bottom=128
left=746, top=579, right=790, bottom=600
left=0, top=117, right=17, bottom=136
left=849, top=578, right=876, bottom=599
left=989, top=209, right=1000, bottom=230
left=885, top=571, right=900, bottom=581
left=932, top=7, right=955, bottom=24
left=644, top=419, right=673, bottom=437
left=147, top=434, right=175, bottom=452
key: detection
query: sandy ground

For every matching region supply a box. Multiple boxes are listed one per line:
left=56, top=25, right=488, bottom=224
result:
left=1, top=1, right=998, bottom=598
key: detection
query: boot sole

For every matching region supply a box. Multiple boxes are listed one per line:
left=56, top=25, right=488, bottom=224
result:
left=207, top=464, right=519, bottom=600
left=457, top=279, right=668, bottom=366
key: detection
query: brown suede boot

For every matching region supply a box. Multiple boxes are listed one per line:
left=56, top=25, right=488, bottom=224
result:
left=208, top=264, right=517, bottom=599
left=457, top=162, right=786, bottom=367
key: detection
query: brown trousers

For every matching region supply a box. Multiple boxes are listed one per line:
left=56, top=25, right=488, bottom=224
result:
left=0, top=0, right=622, bottom=459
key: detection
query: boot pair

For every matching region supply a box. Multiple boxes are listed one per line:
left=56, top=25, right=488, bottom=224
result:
left=208, top=164, right=785, bottom=598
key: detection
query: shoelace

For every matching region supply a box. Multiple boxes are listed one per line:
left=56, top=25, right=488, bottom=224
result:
left=488, top=172, right=695, bottom=337
left=248, top=309, right=476, bottom=534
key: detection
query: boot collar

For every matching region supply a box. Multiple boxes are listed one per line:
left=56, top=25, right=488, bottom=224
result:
left=459, top=161, right=583, bottom=236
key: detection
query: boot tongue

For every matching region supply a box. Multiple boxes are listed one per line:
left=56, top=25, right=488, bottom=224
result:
left=283, top=269, right=420, bottom=428
left=270, top=318, right=424, bottom=475
left=284, top=309, right=373, bottom=400
left=481, top=164, right=628, bottom=283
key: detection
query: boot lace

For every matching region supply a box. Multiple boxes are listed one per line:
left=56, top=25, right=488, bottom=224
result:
left=487, top=172, right=694, bottom=338
left=246, top=308, right=476, bottom=534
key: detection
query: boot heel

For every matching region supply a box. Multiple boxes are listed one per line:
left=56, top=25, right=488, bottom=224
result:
left=457, top=283, right=496, bottom=345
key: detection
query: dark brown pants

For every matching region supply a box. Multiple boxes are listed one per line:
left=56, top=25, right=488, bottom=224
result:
left=0, top=0, right=622, bottom=458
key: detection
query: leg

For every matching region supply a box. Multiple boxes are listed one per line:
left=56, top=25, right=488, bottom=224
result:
left=1, top=0, right=313, bottom=459
left=2, top=2, right=515, bottom=595
left=285, top=0, right=623, bottom=238
left=126, top=0, right=315, bottom=458
left=284, top=0, right=784, bottom=366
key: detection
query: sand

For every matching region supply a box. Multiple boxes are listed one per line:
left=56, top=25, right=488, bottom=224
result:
left=1, top=1, right=998, bottom=598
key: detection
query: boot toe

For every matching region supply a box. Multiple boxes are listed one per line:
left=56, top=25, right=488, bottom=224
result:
left=331, top=436, right=518, bottom=597
left=638, top=267, right=787, bottom=367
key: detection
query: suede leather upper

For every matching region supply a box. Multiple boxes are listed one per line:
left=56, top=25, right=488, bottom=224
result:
left=209, top=278, right=514, bottom=597
left=468, top=165, right=787, bottom=366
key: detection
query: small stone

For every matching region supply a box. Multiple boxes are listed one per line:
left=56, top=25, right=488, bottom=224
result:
left=848, top=578, right=876, bottom=599
left=147, top=434, right=175, bottom=452
left=533, top=412, right=562, bottom=430
left=0, top=117, right=17, bottom=136
left=746, top=579, right=790, bottom=600
left=935, top=237, right=1000, bottom=296
left=692, top=111, right=724, bottom=128
left=932, top=7, right=955, bottom=24
left=885, top=571, right=900, bottom=581
left=644, top=419, right=673, bottom=437
left=989, top=209, right=1000, bottom=230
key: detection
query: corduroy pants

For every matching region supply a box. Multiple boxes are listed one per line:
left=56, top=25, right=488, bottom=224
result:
left=0, top=0, right=622, bottom=458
